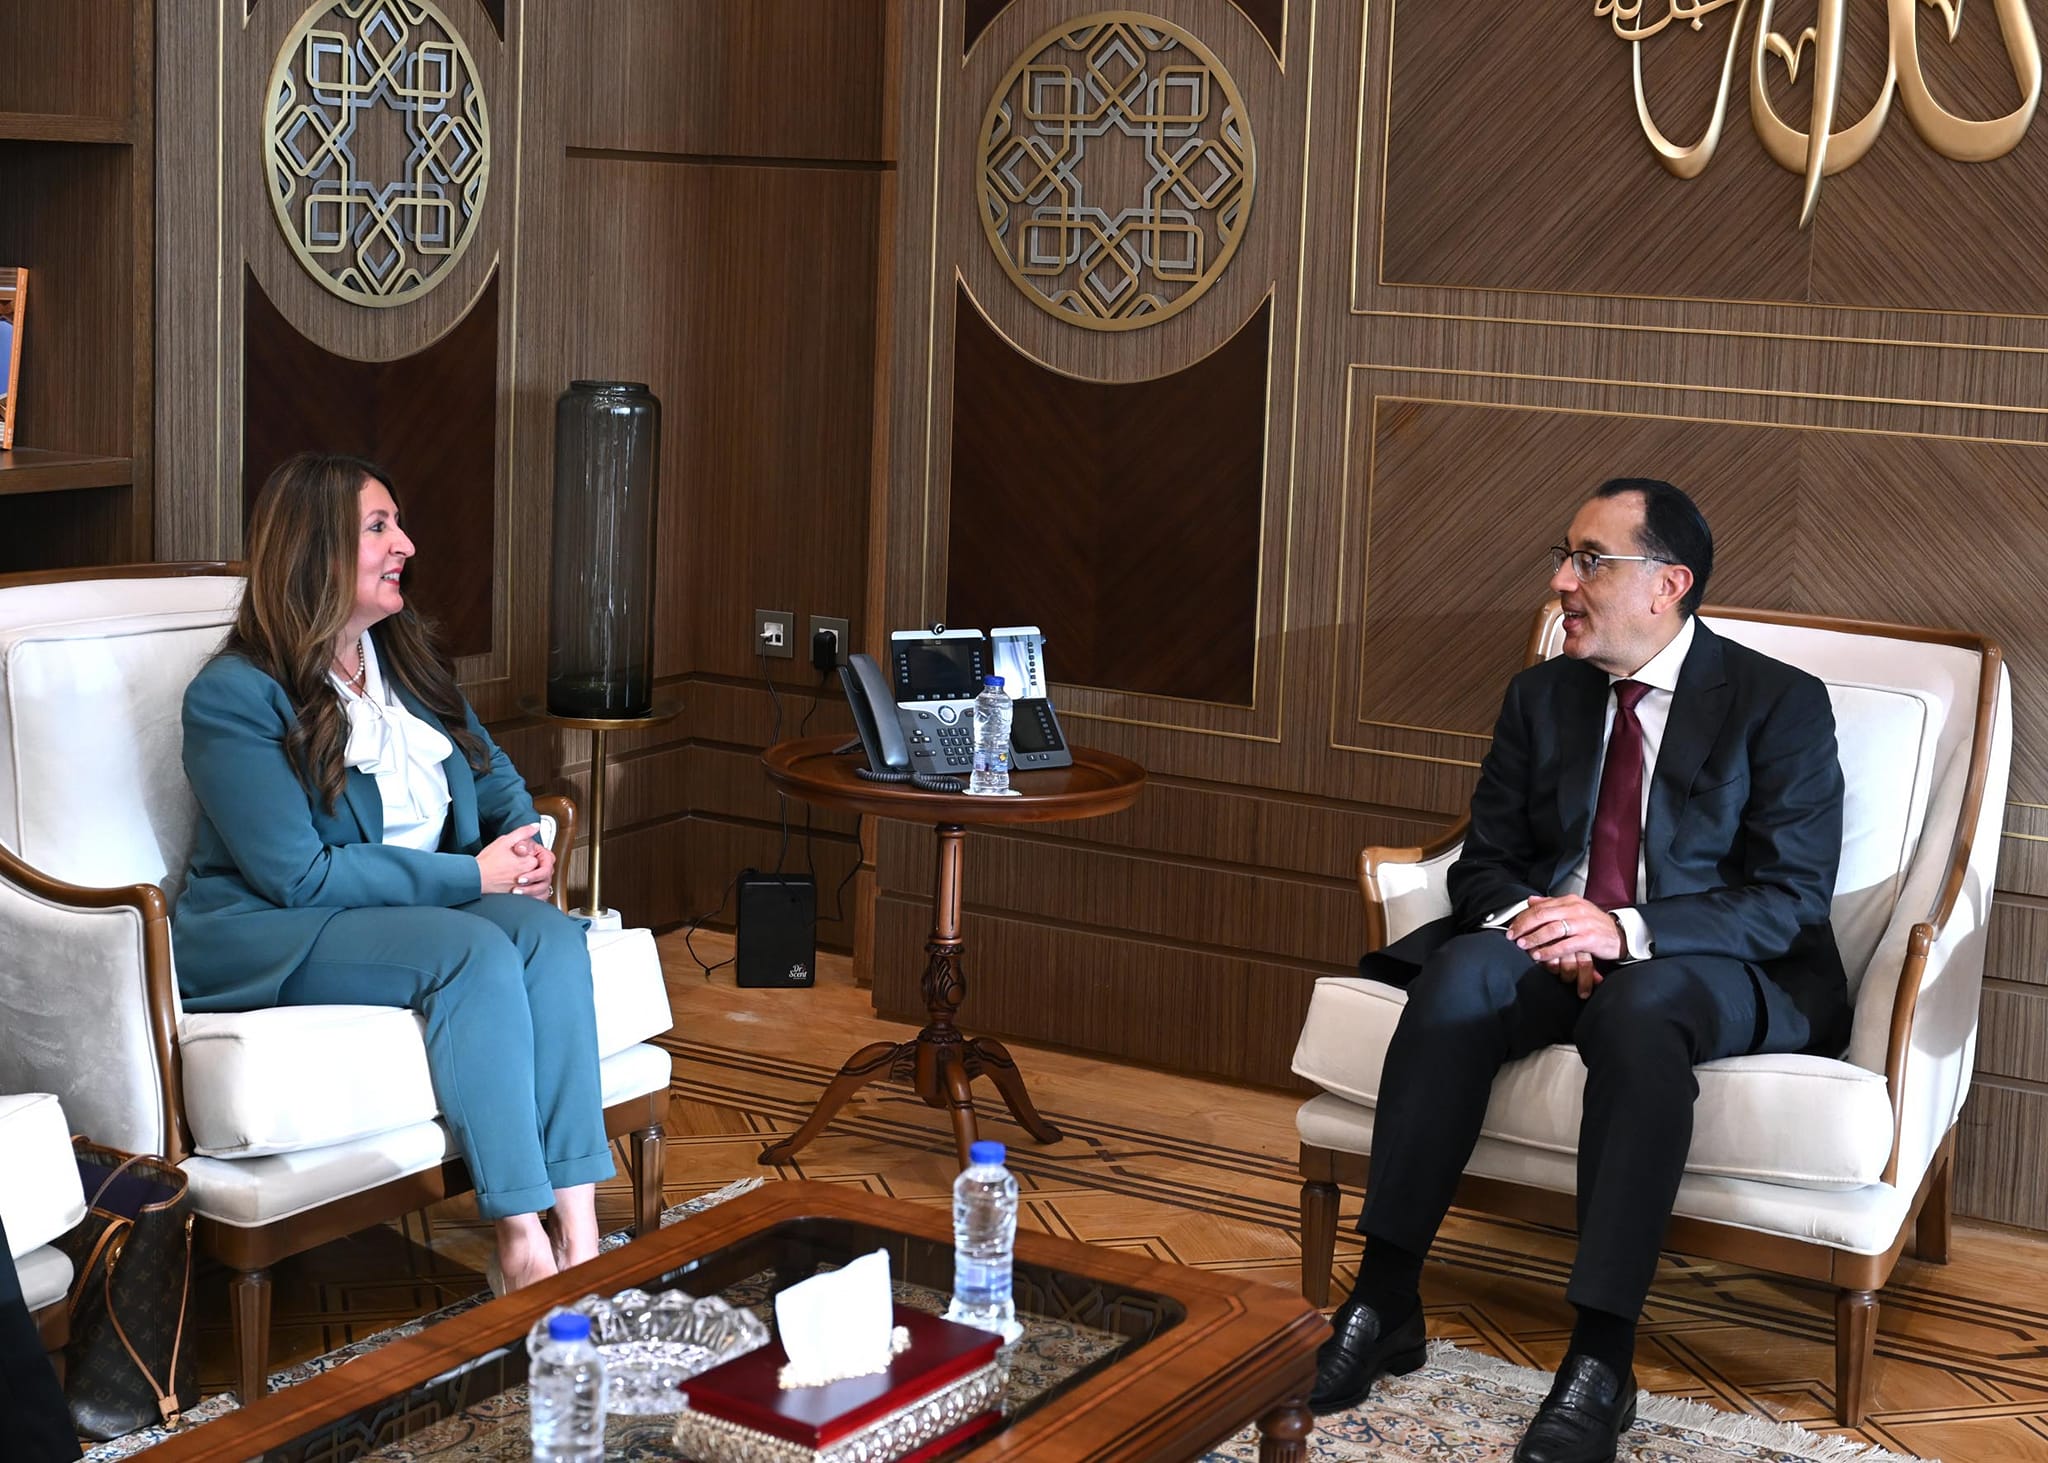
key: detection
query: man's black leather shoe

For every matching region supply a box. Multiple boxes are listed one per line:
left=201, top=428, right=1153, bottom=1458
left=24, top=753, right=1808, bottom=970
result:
left=1307, top=1297, right=1427, bottom=1415
left=1512, top=1353, right=1638, bottom=1463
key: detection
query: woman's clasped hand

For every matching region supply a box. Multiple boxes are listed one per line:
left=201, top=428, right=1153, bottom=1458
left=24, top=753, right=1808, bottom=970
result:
left=477, top=822, right=555, bottom=897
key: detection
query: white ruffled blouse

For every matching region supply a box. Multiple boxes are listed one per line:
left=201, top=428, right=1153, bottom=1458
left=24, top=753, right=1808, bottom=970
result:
left=331, top=634, right=454, bottom=852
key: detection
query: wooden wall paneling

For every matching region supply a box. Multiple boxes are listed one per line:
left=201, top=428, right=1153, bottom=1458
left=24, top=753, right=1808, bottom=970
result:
left=891, top=0, right=1305, bottom=757
left=1955, top=1080, right=2048, bottom=1229
left=154, top=0, right=231, bottom=558
left=1978, top=985, right=2048, bottom=1086
left=1986, top=896, right=2048, bottom=984
left=558, top=0, right=891, bottom=162
left=509, top=0, right=895, bottom=947
left=947, top=292, right=1268, bottom=704
left=154, top=0, right=523, bottom=693
left=873, top=893, right=1260, bottom=1078
left=0, top=5, right=130, bottom=123
left=1366, top=0, right=2048, bottom=319
left=241, top=273, right=499, bottom=657
left=552, top=155, right=882, bottom=685
left=572, top=815, right=862, bottom=955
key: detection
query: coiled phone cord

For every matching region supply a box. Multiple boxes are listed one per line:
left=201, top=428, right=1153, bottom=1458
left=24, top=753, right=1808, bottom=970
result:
left=835, top=740, right=966, bottom=792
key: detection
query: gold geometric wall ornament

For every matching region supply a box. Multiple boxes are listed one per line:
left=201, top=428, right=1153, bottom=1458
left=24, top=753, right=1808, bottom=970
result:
left=265, top=0, right=491, bottom=307
left=1600, top=0, right=2042, bottom=228
left=977, top=12, right=1255, bottom=331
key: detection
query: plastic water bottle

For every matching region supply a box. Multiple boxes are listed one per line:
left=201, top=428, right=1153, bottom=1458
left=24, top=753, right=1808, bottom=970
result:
left=945, top=1139, right=1021, bottom=1342
left=970, top=676, right=1014, bottom=795
left=529, top=1312, right=606, bottom=1461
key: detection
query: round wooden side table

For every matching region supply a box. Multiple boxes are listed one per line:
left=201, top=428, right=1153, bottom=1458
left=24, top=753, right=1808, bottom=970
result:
left=757, top=734, right=1146, bottom=1168
left=520, top=696, right=681, bottom=928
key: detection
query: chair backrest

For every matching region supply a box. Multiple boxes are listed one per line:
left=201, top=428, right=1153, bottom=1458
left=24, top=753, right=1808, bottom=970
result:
left=0, top=572, right=243, bottom=900
left=1531, top=604, right=2005, bottom=1075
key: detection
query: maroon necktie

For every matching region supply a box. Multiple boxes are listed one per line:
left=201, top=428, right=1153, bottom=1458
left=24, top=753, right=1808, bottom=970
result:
left=1584, top=680, right=1651, bottom=911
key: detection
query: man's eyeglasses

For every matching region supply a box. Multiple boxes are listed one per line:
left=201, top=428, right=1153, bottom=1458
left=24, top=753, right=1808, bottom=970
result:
left=1549, top=546, right=1670, bottom=580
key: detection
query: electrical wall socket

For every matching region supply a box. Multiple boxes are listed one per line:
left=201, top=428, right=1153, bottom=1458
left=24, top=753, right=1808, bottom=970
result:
left=808, top=615, right=850, bottom=668
left=754, top=608, right=794, bottom=658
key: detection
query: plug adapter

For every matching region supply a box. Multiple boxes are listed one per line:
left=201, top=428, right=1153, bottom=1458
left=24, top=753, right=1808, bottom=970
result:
left=810, top=627, right=839, bottom=676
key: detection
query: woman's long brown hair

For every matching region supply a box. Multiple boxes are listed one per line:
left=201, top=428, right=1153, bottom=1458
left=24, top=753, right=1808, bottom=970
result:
left=224, top=451, right=487, bottom=812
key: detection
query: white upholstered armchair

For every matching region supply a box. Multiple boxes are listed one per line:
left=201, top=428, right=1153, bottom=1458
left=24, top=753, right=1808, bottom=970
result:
left=1292, top=604, right=2008, bottom=1426
left=0, top=565, right=677, bottom=1402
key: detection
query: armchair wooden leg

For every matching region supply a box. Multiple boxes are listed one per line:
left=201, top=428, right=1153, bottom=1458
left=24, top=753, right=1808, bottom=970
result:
left=1835, top=1287, right=1878, bottom=1427
left=1301, top=1178, right=1340, bottom=1308
left=230, top=1266, right=273, bottom=1404
left=632, top=1122, right=665, bottom=1236
left=1913, top=1148, right=1953, bottom=1265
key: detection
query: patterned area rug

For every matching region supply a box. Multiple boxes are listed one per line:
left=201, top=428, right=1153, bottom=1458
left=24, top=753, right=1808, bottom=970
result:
left=1202, top=1342, right=1934, bottom=1463
left=81, top=1178, right=765, bottom=1461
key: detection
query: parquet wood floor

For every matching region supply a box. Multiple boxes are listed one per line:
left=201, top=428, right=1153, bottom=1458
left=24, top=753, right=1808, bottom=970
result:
left=185, top=931, right=2048, bottom=1461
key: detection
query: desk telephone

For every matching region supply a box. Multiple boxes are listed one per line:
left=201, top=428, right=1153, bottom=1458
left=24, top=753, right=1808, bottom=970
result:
left=841, top=626, right=1073, bottom=788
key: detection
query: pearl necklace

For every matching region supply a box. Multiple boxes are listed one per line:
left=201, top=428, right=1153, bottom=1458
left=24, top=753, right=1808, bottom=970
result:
left=337, top=635, right=368, bottom=696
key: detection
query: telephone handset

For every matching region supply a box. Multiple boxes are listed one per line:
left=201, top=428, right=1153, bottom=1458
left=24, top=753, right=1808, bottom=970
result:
left=840, top=653, right=968, bottom=791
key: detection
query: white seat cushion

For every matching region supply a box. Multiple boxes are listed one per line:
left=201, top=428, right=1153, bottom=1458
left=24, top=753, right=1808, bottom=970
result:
left=1292, top=976, right=1896, bottom=1190
left=179, top=925, right=673, bottom=1158
left=13, top=1245, right=72, bottom=1313
left=184, top=1042, right=672, bottom=1227
left=0, top=1092, right=86, bottom=1254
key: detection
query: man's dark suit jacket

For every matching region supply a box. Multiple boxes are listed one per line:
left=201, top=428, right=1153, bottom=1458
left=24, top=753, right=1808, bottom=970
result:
left=1373, top=619, right=1852, bottom=1057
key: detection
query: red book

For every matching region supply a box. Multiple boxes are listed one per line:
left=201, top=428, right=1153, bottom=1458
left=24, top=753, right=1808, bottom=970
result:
left=674, top=1305, right=1004, bottom=1460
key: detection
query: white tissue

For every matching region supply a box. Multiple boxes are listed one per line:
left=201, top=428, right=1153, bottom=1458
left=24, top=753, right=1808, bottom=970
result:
left=774, top=1248, right=909, bottom=1389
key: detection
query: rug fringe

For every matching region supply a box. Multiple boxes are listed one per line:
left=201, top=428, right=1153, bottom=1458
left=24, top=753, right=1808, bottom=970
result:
left=667, top=1175, right=763, bottom=1217
left=1423, top=1341, right=1937, bottom=1463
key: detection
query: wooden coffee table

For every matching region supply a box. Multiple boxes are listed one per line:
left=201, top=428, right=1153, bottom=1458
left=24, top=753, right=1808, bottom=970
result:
left=147, top=1181, right=1325, bottom=1461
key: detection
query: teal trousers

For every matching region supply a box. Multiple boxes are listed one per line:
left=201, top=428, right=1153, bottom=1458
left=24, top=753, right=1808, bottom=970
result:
left=280, top=894, right=614, bottom=1219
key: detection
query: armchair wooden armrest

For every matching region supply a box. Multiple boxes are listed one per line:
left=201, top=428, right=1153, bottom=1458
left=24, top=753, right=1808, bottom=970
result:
left=1357, top=816, right=1469, bottom=951
left=532, top=793, right=578, bottom=914
left=0, top=839, right=186, bottom=1162
left=1876, top=640, right=2004, bottom=1186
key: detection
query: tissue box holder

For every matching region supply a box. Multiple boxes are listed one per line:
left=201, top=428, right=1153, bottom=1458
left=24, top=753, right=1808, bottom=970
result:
left=671, top=1306, right=1006, bottom=1463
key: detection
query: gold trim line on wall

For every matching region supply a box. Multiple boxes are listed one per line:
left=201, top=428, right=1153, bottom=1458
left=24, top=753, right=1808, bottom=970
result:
left=1600, top=0, right=2042, bottom=227
left=977, top=11, right=1256, bottom=331
left=265, top=0, right=492, bottom=308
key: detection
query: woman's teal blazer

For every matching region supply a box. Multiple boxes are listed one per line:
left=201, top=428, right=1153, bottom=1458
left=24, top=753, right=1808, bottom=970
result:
left=172, top=652, right=540, bottom=1012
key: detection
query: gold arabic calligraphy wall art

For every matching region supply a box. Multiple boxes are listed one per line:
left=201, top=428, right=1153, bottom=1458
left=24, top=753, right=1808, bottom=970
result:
left=978, top=13, right=1256, bottom=330
left=1602, top=0, right=2042, bottom=225
left=266, top=0, right=491, bottom=307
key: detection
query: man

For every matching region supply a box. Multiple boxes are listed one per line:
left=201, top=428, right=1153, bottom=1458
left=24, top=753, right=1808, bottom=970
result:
left=1311, top=479, right=1847, bottom=1463
left=1, top=1211, right=82, bottom=1462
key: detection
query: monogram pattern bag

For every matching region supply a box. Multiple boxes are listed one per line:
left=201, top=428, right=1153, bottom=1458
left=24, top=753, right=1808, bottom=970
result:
left=55, top=1138, right=196, bottom=1440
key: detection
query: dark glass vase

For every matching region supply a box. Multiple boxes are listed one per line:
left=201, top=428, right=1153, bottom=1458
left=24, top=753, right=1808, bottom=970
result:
left=548, top=381, right=662, bottom=718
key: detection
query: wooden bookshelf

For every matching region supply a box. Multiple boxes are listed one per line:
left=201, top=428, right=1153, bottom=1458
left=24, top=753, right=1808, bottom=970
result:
left=0, top=2, right=154, bottom=563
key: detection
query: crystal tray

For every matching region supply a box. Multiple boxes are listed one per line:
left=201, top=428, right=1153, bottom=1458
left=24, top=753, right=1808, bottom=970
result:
left=527, top=1287, right=772, bottom=1414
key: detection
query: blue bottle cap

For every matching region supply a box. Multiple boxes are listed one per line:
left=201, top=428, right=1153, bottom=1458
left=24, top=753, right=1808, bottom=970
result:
left=983, top=675, right=1004, bottom=690
left=546, top=1312, right=593, bottom=1342
left=968, top=1140, right=1006, bottom=1165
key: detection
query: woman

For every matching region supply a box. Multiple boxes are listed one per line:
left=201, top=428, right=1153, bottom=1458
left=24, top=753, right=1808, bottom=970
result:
left=174, top=451, right=610, bottom=1293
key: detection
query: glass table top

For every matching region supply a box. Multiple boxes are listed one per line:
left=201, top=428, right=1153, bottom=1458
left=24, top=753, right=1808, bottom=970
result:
left=250, top=1215, right=1187, bottom=1461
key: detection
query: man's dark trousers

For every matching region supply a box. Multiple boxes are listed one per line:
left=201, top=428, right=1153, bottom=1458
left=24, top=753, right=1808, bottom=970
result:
left=1360, top=929, right=1809, bottom=1319
left=0, top=1210, right=82, bottom=1462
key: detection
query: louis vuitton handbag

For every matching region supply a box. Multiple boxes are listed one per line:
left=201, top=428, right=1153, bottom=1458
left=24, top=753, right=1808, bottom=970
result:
left=55, top=1137, right=196, bottom=1439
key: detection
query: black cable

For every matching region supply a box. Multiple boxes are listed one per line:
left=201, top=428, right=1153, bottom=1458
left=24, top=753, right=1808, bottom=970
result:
left=682, top=866, right=742, bottom=979
left=828, top=844, right=859, bottom=925
left=796, top=665, right=829, bottom=739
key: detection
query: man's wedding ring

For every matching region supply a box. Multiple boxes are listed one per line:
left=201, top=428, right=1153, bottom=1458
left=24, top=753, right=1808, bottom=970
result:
left=1562, top=919, right=1572, bottom=934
